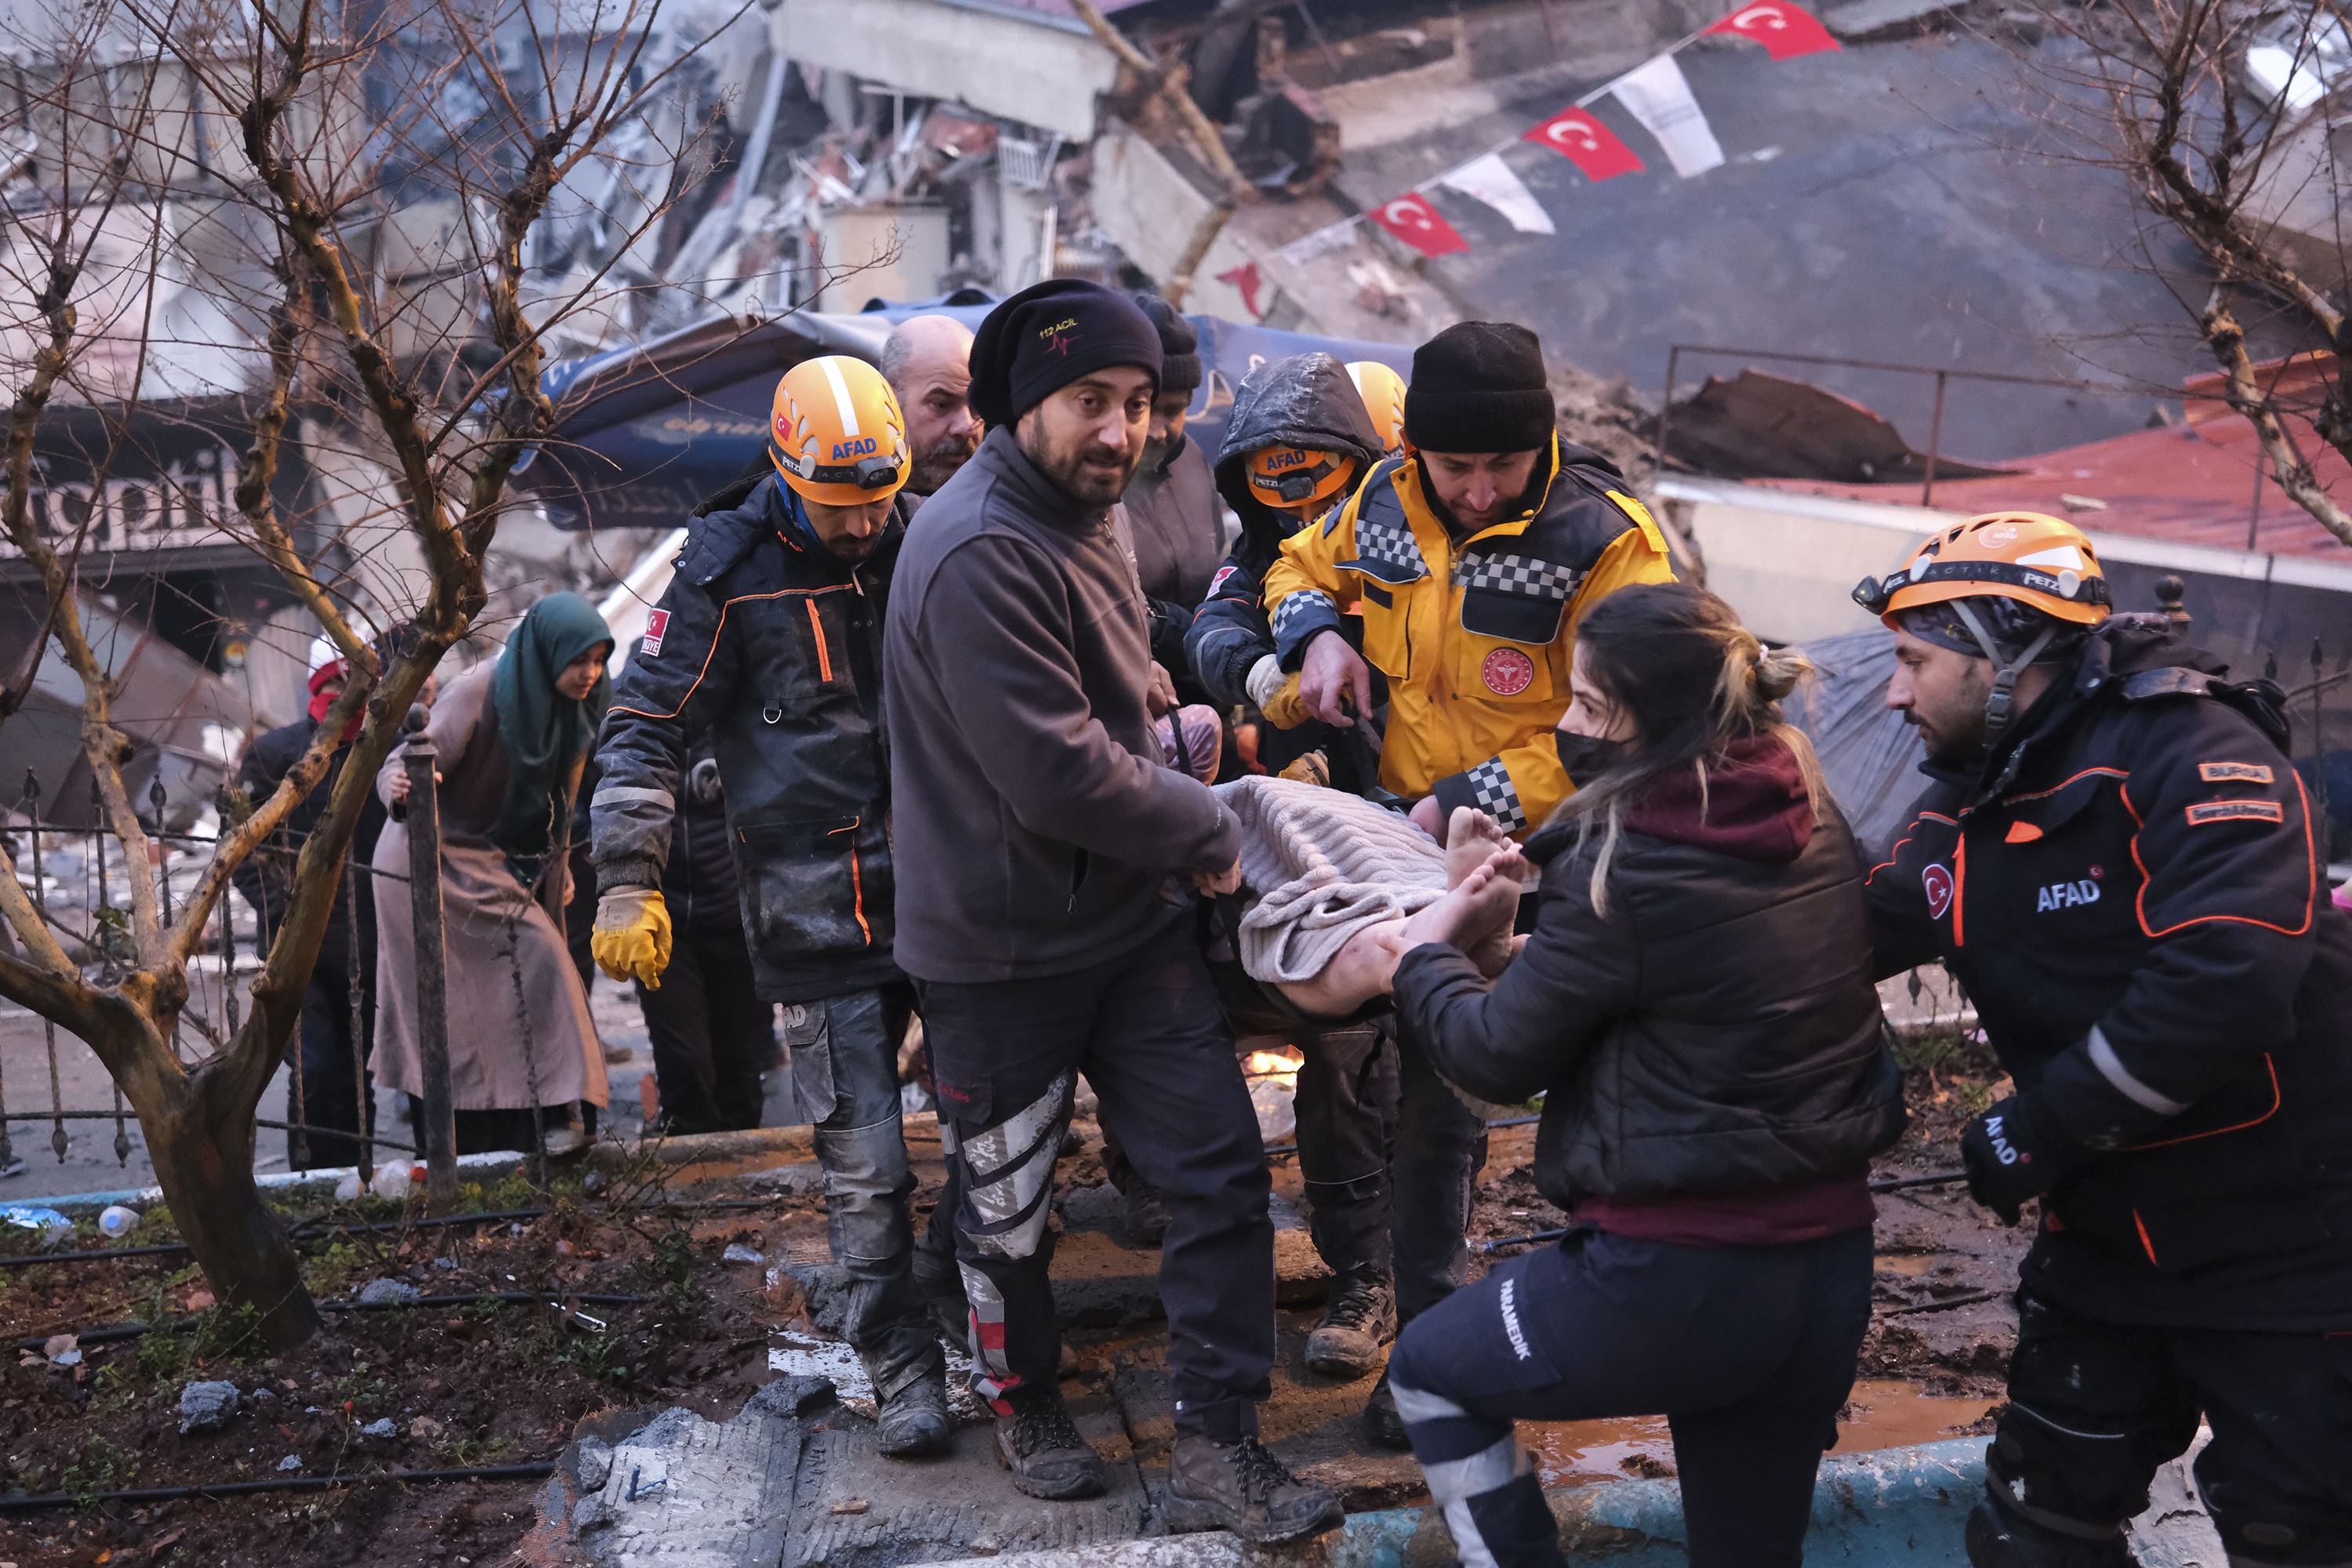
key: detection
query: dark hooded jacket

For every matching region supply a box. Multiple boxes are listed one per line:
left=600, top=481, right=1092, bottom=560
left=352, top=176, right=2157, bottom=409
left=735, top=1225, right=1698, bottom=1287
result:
left=591, top=472, right=912, bottom=1003
left=1183, top=353, right=1385, bottom=711
left=1393, top=735, right=1906, bottom=1210
left=1122, top=434, right=1221, bottom=681
left=1865, top=615, right=2352, bottom=1328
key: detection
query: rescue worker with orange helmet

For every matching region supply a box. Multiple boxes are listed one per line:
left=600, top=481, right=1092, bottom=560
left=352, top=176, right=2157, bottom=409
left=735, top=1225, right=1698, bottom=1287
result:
left=1856, top=513, right=2352, bottom=1566
left=1185, top=350, right=1390, bottom=780
left=589, top=354, right=956, bottom=1457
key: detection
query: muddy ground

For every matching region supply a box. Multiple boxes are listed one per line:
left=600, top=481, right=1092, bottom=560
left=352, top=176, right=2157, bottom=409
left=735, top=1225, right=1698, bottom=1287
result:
left=0, top=1026, right=2020, bottom=1567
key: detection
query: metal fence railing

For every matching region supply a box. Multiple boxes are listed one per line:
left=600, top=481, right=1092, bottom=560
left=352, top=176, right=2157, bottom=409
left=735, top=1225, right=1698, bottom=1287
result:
left=2, top=764, right=431, bottom=1191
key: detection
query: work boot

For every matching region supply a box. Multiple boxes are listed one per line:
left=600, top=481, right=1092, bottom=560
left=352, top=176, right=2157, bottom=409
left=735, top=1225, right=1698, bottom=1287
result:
left=875, top=1368, right=953, bottom=1459
left=1963, top=1496, right=2133, bottom=1567
left=1303, top=1271, right=1394, bottom=1381
left=1361, top=1366, right=1410, bottom=1450
left=912, top=1247, right=970, bottom=1347
left=1163, top=1432, right=1341, bottom=1544
left=1123, top=1180, right=1170, bottom=1247
left=993, top=1387, right=1107, bottom=1500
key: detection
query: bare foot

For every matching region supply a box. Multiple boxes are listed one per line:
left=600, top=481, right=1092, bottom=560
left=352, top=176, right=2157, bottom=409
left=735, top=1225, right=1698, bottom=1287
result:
left=1445, top=807, right=1510, bottom=887
left=1276, top=919, right=1410, bottom=1017
left=1400, top=846, right=1525, bottom=956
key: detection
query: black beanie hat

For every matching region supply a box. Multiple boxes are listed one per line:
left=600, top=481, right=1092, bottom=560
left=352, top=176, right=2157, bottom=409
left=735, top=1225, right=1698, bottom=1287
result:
left=1131, top=292, right=1202, bottom=397
left=968, top=279, right=1163, bottom=427
left=1403, top=321, right=1555, bottom=454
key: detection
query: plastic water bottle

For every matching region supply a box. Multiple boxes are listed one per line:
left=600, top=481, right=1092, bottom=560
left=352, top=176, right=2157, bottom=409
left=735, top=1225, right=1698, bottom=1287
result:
left=97, top=1204, right=139, bottom=1238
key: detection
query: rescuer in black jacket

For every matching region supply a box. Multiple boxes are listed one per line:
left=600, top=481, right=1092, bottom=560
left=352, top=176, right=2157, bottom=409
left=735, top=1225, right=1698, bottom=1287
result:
left=1854, top=512, right=2352, bottom=1567
left=589, top=356, right=952, bottom=1459
left=1381, top=582, right=1904, bottom=1568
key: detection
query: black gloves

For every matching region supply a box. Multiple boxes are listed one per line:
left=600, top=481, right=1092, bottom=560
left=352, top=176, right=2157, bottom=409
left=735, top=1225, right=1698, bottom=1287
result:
left=1960, top=1095, right=2063, bottom=1225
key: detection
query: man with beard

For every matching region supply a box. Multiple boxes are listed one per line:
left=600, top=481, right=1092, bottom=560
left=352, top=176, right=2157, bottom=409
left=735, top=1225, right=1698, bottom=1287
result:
left=1265, top=321, right=1674, bottom=848
left=881, top=314, right=980, bottom=495
left=885, top=279, right=1341, bottom=1544
left=1855, top=513, right=2352, bottom=1566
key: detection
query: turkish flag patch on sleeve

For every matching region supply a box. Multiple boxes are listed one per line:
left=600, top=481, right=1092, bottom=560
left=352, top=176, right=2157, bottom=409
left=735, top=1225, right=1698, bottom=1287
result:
left=641, top=609, right=669, bottom=657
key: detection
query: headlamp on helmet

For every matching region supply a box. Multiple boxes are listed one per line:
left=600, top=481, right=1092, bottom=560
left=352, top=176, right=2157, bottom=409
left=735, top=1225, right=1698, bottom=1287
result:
left=1247, top=445, right=1359, bottom=513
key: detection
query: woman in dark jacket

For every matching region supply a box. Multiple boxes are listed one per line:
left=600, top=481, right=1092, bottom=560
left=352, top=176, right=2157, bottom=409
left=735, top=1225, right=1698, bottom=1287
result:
left=1378, top=582, right=1905, bottom=1568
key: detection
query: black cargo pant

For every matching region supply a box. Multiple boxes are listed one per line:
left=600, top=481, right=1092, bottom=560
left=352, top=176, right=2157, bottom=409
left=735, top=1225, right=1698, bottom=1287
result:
left=920, top=914, right=1276, bottom=1442
left=1987, top=1290, right=2352, bottom=1565
left=286, top=964, right=375, bottom=1171
left=779, top=983, right=943, bottom=1403
left=1288, top=1022, right=1482, bottom=1314
left=1388, top=1224, right=1873, bottom=1568
left=636, top=924, right=773, bottom=1134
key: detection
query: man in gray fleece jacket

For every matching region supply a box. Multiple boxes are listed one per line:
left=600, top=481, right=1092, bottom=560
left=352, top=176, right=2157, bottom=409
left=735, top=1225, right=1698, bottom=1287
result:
left=886, top=280, right=1338, bottom=1545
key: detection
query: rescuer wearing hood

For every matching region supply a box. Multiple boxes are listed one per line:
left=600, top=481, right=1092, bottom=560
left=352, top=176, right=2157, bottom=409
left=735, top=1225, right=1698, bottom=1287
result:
left=1120, top=294, right=1222, bottom=699
left=1185, top=350, right=1389, bottom=783
left=1261, top=322, right=1676, bottom=845
left=1855, top=513, right=2352, bottom=1566
left=588, top=354, right=954, bottom=1460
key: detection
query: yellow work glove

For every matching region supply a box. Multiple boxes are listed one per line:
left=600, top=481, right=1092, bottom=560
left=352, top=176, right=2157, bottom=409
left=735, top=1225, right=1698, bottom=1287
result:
left=592, top=885, right=672, bottom=989
left=1247, top=653, right=1317, bottom=731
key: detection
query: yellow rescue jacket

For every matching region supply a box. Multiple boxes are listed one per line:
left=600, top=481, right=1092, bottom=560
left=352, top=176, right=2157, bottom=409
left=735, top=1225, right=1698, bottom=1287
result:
left=1261, top=437, right=1674, bottom=834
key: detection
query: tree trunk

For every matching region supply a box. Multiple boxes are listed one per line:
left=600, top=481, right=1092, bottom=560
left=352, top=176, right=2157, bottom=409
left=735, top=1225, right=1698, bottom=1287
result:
left=143, top=1088, right=323, bottom=1351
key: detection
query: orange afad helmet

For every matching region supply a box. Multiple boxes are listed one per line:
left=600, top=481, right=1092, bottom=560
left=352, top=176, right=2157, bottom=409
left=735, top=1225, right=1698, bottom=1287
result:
left=1855, top=511, right=2111, bottom=628
left=1248, top=445, right=1360, bottom=513
left=1345, top=361, right=1407, bottom=457
left=769, top=355, right=909, bottom=506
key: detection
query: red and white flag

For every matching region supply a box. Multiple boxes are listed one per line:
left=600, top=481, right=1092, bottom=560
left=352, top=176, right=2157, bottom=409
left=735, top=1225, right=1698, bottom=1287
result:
left=1522, top=106, right=1646, bottom=181
left=1367, top=192, right=1470, bottom=257
left=1703, top=2, right=1841, bottom=62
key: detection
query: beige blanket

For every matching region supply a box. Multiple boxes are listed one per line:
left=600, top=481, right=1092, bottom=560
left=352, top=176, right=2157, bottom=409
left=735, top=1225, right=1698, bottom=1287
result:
left=1216, top=775, right=1446, bottom=985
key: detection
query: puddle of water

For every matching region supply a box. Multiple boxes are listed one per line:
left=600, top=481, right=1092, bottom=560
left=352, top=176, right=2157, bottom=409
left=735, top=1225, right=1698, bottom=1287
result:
left=1519, top=1380, right=1993, bottom=1487
left=1875, top=1254, right=1938, bottom=1276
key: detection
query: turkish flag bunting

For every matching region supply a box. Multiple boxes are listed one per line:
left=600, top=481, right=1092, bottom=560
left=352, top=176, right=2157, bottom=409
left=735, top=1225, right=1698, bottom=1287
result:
left=1702, top=2, right=1841, bottom=61
left=1522, top=107, right=1646, bottom=180
left=1367, top=192, right=1470, bottom=257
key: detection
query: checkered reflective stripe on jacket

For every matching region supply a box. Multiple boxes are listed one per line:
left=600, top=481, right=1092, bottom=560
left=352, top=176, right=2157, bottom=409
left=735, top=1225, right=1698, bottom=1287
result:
left=1454, top=553, right=1581, bottom=601
left=1345, top=502, right=1428, bottom=584
left=1464, top=757, right=1527, bottom=834
left=1270, top=588, right=1332, bottom=647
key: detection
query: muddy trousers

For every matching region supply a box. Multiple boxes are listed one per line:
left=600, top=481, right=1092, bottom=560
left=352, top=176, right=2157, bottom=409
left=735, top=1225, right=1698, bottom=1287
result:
left=636, top=926, right=774, bottom=1135
left=780, top=985, right=943, bottom=1402
left=920, top=917, right=1276, bottom=1441
left=1290, top=1022, right=1483, bottom=1317
left=1982, top=1291, right=2352, bottom=1566
left=1388, top=1225, right=1872, bottom=1568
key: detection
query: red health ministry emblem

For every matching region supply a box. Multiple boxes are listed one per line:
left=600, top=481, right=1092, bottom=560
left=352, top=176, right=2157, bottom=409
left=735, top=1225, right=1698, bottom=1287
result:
left=1482, top=647, right=1536, bottom=696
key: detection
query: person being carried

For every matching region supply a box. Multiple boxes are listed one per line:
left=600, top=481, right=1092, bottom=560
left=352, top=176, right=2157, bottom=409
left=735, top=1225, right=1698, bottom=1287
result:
left=1255, top=320, right=1679, bottom=1436
left=885, top=278, right=1341, bottom=1544
left=1853, top=513, right=2352, bottom=1566
left=1377, top=581, right=1905, bottom=1568
left=590, top=355, right=954, bottom=1458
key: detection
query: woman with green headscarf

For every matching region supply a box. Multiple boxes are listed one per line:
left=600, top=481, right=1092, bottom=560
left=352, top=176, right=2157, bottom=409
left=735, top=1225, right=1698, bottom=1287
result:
left=373, top=593, right=617, bottom=1156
